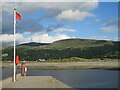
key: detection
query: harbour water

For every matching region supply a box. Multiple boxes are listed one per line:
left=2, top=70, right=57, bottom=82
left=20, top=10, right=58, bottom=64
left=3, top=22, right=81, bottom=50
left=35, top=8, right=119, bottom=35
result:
left=2, top=68, right=119, bottom=88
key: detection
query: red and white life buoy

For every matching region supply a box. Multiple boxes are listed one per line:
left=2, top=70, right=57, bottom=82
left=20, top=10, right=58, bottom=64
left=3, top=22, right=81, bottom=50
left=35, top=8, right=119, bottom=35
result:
left=24, top=66, right=27, bottom=73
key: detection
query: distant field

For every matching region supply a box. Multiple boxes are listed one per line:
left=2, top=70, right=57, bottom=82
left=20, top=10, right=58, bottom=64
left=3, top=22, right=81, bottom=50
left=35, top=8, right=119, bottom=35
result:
left=43, top=58, right=119, bottom=62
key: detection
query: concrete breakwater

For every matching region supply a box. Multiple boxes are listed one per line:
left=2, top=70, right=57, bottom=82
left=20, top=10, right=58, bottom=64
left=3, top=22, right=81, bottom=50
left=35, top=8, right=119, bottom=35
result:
left=2, top=74, right=71, bottom=88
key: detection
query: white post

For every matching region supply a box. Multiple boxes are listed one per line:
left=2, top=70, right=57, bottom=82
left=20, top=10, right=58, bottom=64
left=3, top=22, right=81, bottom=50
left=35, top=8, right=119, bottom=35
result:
left=13, top=8, right=16, bottom=82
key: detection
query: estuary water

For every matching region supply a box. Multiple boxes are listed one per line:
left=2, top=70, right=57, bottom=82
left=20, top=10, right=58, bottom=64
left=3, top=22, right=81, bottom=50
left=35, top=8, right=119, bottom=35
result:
left=2, top=68, right=119, bottom=88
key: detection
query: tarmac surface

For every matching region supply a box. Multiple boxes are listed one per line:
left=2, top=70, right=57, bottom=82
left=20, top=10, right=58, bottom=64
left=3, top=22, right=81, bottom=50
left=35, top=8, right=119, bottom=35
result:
left=2, top=74, right=71, bottom=88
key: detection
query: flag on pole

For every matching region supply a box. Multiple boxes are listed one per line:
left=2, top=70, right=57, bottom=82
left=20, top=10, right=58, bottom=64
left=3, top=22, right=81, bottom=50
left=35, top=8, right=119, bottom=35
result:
left=16, top=12, right=21, bottom=20
left=13, top=9, right=21, bottom=82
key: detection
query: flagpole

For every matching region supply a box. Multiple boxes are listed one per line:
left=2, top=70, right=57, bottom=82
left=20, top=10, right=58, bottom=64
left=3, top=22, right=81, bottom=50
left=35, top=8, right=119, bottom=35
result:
left=13, top=8, right=16, bottom=82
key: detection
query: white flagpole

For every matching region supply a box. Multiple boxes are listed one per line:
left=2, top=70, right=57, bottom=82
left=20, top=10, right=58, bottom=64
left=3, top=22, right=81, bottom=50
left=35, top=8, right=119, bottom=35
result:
left=13, top=8, right=16, bottom=82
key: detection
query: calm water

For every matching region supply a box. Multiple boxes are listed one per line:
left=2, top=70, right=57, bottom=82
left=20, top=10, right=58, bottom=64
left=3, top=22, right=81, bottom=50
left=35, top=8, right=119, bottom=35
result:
left=2, top=68, right=119, bottom=88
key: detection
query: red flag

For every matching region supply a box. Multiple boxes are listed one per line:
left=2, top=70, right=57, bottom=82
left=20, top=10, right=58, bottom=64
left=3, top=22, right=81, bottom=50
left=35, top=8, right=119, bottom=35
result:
left=16, top=12, right=21, bottom=20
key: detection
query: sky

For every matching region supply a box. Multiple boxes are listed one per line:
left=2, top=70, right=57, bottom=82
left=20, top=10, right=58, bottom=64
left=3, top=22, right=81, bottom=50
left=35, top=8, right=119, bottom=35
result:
left=1, top=1, right=119, bottom=46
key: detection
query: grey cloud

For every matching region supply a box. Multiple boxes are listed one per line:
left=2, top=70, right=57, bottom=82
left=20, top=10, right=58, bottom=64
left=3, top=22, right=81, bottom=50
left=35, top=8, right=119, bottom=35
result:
left=103, top=18, right=118, bottom=26
left=49, top=23, right=64, bottom=29
left=2, top=42, right=13, bottom=46
left=2, top=14, right=14, bottom=34
left=39, top=9, right=61, bottom=20
left=2, top=17, right=47, bottom=34
left=2, top=20, right=48, bottom=34
left=3, top=2, right=98, bottom=13
left=2, top=12, right=64, bottom=34
left=2, top=2, right=98, bottom=34
left=2, top=2, right=98, bottom=21
left=101, top=18, right=119, bottom=34
left=2, top=41, right=20, bottom=46
left=17, top=19, right=46, bottom=33
left=46, top=23, right=64, bottom=33
left=2, top=10, right=51, bottom=34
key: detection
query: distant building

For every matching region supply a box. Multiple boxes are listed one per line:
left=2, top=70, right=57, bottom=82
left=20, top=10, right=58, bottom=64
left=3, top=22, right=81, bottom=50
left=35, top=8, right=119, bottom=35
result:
left=36, top=59, right=45, bottom=62
left=2, top=53, right=8, bottom=57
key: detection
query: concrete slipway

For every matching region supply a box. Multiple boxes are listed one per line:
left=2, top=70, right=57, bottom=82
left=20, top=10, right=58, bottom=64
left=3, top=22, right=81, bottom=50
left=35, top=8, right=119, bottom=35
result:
left=2, top=74, right=71, bottom=88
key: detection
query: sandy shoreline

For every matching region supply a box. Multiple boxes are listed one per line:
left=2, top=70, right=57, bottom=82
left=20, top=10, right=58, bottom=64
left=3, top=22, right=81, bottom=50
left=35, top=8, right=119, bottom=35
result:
left=2, top=61, right=119, bottom=70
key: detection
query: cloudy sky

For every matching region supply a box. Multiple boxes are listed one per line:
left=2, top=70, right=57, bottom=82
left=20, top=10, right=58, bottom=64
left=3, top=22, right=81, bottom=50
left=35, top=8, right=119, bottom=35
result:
left=1, top=1, right=119, bottom=46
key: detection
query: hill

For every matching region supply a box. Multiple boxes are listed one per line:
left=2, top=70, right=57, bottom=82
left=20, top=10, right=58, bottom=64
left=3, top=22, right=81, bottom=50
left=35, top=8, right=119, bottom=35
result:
left=2, top=38, right=119, bottom=61
left=19, top=42, right=50, bottom=46
left=44, top=38, right=113, bottom=49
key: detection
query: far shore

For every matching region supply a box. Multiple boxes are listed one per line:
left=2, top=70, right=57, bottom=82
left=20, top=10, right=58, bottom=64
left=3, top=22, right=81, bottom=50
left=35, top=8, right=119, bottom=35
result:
left=1, top=61, right=119, bottom=70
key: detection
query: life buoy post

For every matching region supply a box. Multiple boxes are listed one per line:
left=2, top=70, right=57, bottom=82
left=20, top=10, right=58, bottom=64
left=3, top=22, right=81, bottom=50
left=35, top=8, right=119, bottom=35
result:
left=21, top=59, right=27, bottom=76
left=12, top=55, right=19, bottom=81
left=24, top=66, right=27, bottom=76
left=15, top=55, right=19, bottom=65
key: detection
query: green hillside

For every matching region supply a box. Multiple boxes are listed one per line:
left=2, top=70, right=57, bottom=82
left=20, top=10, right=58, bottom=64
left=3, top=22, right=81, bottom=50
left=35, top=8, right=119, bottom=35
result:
left=43, top=38, right=113, bottom=49
left=2, top=38, right=119, bottom=61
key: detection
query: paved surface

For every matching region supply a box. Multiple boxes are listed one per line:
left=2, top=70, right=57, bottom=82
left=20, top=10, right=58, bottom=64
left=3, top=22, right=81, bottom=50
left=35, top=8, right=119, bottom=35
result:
left=2, top=74, right=71, bottom=88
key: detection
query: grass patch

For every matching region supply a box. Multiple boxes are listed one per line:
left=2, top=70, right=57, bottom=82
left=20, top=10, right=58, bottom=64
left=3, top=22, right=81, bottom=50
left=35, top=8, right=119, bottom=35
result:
left=33, top=58, right=119, bottom=62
